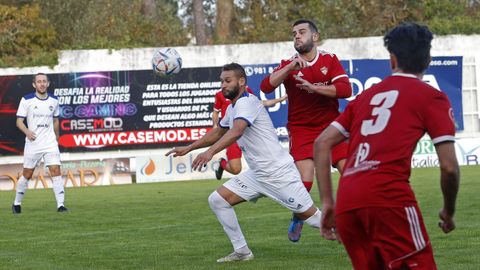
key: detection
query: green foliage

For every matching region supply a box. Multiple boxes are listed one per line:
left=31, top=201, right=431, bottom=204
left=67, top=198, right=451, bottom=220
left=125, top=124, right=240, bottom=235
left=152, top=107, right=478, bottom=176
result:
left=0, top=3, right=57, bottom=67
left=39, top=0, right=188, bottom=50
left=1, top=0, right=479, bottom=67
left=424, top=0, right=480, bottom=35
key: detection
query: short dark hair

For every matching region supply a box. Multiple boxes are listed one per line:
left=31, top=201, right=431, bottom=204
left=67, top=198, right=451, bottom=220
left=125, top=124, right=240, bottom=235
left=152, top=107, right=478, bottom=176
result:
left=383, top=22, right=433, bottom=74
left=222, top=63, right=247, bottom=83
left=33, top=72, right=49, bottom=83
left=293, top=19, right=318, bottom=33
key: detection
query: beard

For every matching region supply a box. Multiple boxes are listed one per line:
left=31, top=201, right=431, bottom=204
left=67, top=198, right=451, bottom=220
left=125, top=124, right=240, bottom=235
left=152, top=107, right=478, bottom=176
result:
left=223, top=83, right=241, bottom=100
left=294, top=37, right=315, bottom=54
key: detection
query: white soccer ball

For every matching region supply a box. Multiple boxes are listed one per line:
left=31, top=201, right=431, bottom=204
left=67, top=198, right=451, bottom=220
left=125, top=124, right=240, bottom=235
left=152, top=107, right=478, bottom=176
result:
left=151, top=47, right=182, bottom=77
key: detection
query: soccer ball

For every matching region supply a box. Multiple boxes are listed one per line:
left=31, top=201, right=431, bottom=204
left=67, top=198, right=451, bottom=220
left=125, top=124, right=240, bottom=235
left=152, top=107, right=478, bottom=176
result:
left=151, top=47, right=182, bottom=77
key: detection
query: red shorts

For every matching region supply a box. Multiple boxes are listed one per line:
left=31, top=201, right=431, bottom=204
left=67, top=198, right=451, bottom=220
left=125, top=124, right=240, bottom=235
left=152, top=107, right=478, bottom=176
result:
left=288, top=126, right=348, bottom=165
left=336, top=206, right=437, bottom=270
left=226, top=142, right=242, bottom=160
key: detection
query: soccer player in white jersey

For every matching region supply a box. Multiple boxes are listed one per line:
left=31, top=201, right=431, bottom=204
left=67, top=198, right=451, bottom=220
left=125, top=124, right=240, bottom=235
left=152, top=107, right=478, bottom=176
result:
left=12, top=73, right=68, bottom=214
left=166, top=63, right=322, bottom=262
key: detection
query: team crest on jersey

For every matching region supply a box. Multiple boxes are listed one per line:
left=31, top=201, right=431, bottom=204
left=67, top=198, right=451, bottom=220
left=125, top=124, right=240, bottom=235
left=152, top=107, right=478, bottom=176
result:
left=49, top=106, right=54, bottom=111
left=320, top=66, right=328, bottom=75
left=34, top=106, right=38, bottom=110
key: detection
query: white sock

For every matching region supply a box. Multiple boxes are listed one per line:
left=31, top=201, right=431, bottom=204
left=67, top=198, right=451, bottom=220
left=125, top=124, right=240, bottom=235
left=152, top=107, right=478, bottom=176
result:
left=52, top=175, right=65, bottom=208
left=304, top=208, right=321, bottom=228
left=14, top=176, right=28, bottom=205
left=208, top=191, right=250, bottom=253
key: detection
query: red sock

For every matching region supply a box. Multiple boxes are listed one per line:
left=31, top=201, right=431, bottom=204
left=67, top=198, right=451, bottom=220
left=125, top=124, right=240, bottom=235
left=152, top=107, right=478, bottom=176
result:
left=302, top=181, right=313, bottom=192
left=220, top=159, right=228, bottom=169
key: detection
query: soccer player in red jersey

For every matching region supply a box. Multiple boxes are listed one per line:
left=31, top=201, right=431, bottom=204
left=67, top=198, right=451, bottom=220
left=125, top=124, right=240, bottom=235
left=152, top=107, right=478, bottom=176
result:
left=260, top=18, right=352, bottom=241
left=314, top=22, right=460, bottom=269
left=213, top=87, right=287, bottom=180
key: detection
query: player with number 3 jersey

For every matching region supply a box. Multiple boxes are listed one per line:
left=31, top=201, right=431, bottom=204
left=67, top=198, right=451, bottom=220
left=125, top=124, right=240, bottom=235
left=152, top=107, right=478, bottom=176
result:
left=314, top=23, right=459, bottom=269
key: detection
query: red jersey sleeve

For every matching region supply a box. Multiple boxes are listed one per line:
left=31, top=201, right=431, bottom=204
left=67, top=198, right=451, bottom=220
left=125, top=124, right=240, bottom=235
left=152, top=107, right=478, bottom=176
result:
left=213, top=91, right=223, bottom=111
left=332, top=98, right=356, bottom=138
left=422, top=91, right=456, bottom=144
left=328, top=54, right=351, bottom=98
left=260, top=59, right=291, bottom=93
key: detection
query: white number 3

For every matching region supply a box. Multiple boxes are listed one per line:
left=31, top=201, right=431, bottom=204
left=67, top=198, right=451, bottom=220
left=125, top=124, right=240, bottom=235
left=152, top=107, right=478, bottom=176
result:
left=361, top=90, right=399, bottom=136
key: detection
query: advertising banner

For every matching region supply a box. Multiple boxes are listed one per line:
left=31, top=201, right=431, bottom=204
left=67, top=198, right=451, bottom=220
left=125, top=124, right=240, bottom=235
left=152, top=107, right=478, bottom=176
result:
left=0, top=158, right=132, bottom=190
left=412, top=137, right=480, bottom=168
left=244, top=57, right=464, bottom=133
left=136, top=149, right=248, bottom=183
left=0, top=56, right=463, bottom=156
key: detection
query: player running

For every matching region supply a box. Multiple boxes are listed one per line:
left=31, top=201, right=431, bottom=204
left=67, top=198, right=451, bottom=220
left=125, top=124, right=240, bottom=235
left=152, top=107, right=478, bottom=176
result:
left=167, top=63, right=321, bottom=262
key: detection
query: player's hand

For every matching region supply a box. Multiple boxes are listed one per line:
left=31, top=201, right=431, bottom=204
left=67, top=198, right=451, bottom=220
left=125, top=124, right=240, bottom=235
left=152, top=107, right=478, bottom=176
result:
left=288, top=57, right=308, bottom=71
left=165, top=146, right=190, bottom=157
left=320, top=204, right=340, bottom=242
left=192, top=151, right=213, bottom=171
left=26, top=130, right=36, bottom=141
left=294, top=75, right=315, bottom=92
left=438, top=208, right=456, bottom=234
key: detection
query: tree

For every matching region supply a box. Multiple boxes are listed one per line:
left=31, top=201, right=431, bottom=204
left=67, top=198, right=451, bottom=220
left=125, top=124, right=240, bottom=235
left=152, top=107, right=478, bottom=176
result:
left=0, top=3, right=57, bottom=67
left=215, top=0, right=234, bottom=43
left=192, top=0, right=208, bottom=45
left=141, top=0, right=157, bottom=20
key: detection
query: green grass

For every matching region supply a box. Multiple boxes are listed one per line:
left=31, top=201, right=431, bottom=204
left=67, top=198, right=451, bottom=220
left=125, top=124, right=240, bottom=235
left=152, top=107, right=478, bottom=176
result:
left=0, top=166, right=478, bottom=270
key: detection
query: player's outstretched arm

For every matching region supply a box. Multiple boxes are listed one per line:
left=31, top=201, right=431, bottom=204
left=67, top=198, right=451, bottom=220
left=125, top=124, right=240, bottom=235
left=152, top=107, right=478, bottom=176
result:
left=435, top=141, right=460, bottom=234
left=212, top=110, right=220, bottom=128
left=165, top=127, right=227, bottom=157
left=16, top=117, right=36, bottom=141
left=262, top=94, right=288, bottom=107
left=192, top=119, right=247, bottom=171
left=314, top=125, right=347, bottom=241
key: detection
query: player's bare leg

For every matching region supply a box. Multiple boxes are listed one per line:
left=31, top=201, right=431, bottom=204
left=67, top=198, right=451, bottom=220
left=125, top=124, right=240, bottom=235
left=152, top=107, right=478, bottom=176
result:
left=288, top=159, right=315, bottom=241
left=12, top=168, right=35, bottom=214
left=216, top=158, right=242, bottom=180
left=208, top=186, right=254, bottom=262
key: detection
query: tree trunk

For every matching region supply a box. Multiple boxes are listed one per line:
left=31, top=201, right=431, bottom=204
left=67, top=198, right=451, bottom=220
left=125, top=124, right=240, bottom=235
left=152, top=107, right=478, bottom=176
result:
left=192, top=0, right=207, bottom=45
left=141, top=0, right=157, bottom=20
left=215, top=0, right=233, bottom=43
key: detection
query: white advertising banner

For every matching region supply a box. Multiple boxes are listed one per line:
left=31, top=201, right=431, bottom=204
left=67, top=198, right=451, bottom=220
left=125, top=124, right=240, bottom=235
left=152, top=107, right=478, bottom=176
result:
left=136, top=149, right=248, bottom=183
left=412, top=137, right=480, bottom=168
left=0, top=158, right=132, bottom=191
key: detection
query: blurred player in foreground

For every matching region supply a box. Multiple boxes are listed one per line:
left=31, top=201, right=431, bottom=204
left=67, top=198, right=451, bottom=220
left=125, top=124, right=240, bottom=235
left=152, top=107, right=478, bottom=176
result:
left=13, top=73, right=68, bottom=214
left=314, top=22, right=459, bottom=269
left=167, top=63, right=320, bottom=262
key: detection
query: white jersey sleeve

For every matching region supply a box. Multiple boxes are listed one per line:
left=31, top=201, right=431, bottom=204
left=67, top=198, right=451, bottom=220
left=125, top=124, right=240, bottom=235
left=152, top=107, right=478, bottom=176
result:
left=16, top=97, right=28, bottom=118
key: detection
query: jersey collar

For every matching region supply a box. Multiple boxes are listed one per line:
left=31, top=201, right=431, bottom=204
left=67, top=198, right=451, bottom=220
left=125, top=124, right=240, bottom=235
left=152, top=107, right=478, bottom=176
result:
left=392, top=72, right=419, bottom=79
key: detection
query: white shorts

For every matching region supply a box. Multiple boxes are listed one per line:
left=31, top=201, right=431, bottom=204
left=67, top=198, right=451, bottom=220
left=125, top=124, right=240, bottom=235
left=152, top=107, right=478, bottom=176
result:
left=24, top=150, right=61, bottom=169
left=223, top=162, right=314, bottom=213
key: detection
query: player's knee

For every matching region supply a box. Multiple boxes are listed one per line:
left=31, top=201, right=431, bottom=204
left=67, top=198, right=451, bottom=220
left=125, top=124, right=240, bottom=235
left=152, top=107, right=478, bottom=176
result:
left=208, top=191, right=230, bottom=210
left=49, top=166, right=61, bottom=177
left=229, top=166, right=242, bottom=175
left=227, top=160, right=242, bottom=175
left=22, top=169, right=34, bottom=179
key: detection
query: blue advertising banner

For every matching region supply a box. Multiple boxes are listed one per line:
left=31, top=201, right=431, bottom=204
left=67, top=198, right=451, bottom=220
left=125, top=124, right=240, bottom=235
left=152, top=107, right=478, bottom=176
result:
left=245, top=56, right=464, bottom=135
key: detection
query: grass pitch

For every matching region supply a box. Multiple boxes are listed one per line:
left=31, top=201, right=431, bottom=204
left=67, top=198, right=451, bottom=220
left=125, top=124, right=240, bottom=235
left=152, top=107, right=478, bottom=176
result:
left=0, top=166, right=478, bottom=270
